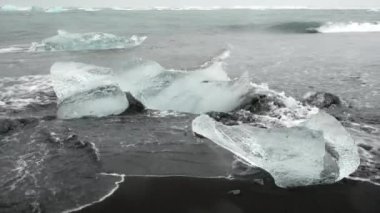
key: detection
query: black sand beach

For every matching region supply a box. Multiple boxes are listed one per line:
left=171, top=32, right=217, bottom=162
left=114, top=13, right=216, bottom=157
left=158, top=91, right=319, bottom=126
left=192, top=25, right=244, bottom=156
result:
left=2, top=6, right=380, bottom=213
left=78, top=177, right=380, bottom=213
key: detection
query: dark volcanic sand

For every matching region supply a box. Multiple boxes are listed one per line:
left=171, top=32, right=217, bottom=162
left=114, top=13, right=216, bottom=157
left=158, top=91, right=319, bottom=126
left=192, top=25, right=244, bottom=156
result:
left=78, top=177, right=380, bottom=213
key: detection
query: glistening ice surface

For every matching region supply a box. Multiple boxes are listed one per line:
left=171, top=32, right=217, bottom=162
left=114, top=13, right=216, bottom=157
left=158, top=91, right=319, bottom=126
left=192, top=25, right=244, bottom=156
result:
left=192, top=111, right=360, bottom=188
left=51, top=62, right=128, bottom=119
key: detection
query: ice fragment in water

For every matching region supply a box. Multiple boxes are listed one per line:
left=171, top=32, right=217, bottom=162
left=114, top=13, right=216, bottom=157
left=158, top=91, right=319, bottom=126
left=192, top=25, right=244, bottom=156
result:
left=114, top=50, right=251, bottom=113
left=51, top=62, right=128, bottom=119
left=192, top=111, right=359, bottom=187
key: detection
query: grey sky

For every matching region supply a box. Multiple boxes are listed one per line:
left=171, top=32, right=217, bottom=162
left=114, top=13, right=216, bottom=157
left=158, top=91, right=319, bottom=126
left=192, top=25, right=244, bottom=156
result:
left=1, top=0, right=380, bottom=8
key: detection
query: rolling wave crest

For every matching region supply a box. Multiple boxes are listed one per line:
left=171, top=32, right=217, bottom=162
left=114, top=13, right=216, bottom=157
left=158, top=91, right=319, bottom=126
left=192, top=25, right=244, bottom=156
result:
left=312, top=22, right=380, bottom=33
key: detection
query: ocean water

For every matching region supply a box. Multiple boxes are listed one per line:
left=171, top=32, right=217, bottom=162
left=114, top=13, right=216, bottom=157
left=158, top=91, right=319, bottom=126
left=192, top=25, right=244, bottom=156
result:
left=0, top=8, right=380, bottom=212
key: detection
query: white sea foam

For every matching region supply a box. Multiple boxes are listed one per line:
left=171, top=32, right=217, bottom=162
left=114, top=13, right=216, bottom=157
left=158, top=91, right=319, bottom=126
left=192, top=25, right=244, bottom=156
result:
left=345, top=125, right=380, bottom=186
left=0, top=5, right=98, bottom=13
left=0, top=75, right=54, bottom=111
left=0, top=47, right=25, bottom=54
left=62, top=173, right=125, bottom=213
left=0, top=4, right=32, bottom=12
left=110, top=7, right=133, bottom=11
left=368, top=8, right=380, bottom=12
left=89, top=142, right=101, bottom=161
left=347, top=176, right=380, bottom=186
left=78, top=7, right=101, bottom=12
left=148, top=110, right=187, bottom=118
left=29, top=30, right=146, bottom=52
left=0, top=31, right=146, bottom=54
left=229, top=6, right=310, bottom=10
left=250, top=82, right=319, bottom=127
left=314, top=22, right=380, bottom=33
left=45, top=7, right=70, bottom=13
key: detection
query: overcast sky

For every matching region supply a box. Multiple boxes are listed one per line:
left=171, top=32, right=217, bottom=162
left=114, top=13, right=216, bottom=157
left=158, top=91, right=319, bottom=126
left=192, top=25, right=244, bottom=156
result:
left=1, top=0, right=380, bottom=8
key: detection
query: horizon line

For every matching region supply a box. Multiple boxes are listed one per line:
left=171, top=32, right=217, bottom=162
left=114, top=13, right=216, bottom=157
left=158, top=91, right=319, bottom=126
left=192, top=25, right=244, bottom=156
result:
left=1, top=4, right=380, bottom=11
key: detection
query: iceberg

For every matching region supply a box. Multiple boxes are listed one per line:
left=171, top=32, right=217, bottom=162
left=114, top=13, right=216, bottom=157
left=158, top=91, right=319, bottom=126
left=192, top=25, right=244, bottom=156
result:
left=192, top=111, right=360, bottom=188
left=51, top=62, right=128, bottom=119
left=30, top=30, right=147, bottom=52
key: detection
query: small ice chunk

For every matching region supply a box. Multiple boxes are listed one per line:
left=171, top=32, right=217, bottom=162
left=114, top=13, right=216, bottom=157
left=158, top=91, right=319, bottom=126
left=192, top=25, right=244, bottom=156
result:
left=51, top=62, right=116, bottom=102
left=192, top=111, right=359, bottom=188
left=51, top=62, right=128, bottom=119
left=228, top=189, right=241, bottom=195
left=57, top=85, right=128, bottom=119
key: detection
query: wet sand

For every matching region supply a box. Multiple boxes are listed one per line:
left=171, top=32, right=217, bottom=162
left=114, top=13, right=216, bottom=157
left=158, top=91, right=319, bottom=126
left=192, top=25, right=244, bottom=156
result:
left=78, top=176, right=380, bottom=213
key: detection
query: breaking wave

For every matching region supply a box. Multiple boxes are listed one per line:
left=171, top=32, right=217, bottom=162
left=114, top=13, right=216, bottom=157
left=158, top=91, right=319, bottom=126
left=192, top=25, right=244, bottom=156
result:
left=0, top=30, right=146, bottom=54
left=0, top=5, right=71, bottom=13
left=62, top=173, right=125, bottom=213
left=0, top=4, right=33, bottom=12
left=45, top=7, right=71, bottom=13
left=30, top=30, right=146, bottom=52
left=311, top=22, right=380, bottom=33
left=267, top=21, right=380, bottom=34
left=368, top=8, right=379, bottom=12
left=0, top=75, right=54, bottom=113
left=0, top=47, right=25, bottom=54
left=0, top=5, right=97, bottom=13
left=269, top=22, right=323, bottom=33
left=78, top=7, right=102, bottom=12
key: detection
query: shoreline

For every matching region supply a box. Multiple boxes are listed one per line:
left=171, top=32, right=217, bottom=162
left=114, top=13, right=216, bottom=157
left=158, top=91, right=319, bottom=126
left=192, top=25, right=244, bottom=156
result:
left=76, top=176, right=380, bottom=213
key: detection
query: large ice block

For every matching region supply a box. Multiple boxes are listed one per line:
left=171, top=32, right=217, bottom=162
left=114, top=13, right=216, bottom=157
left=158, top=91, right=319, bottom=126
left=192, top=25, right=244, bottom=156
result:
left=192, top=111, right=360, bottom=188
left=51, top=62, right=128, bottom=119
left=113, top=50, right=251, bottom=113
